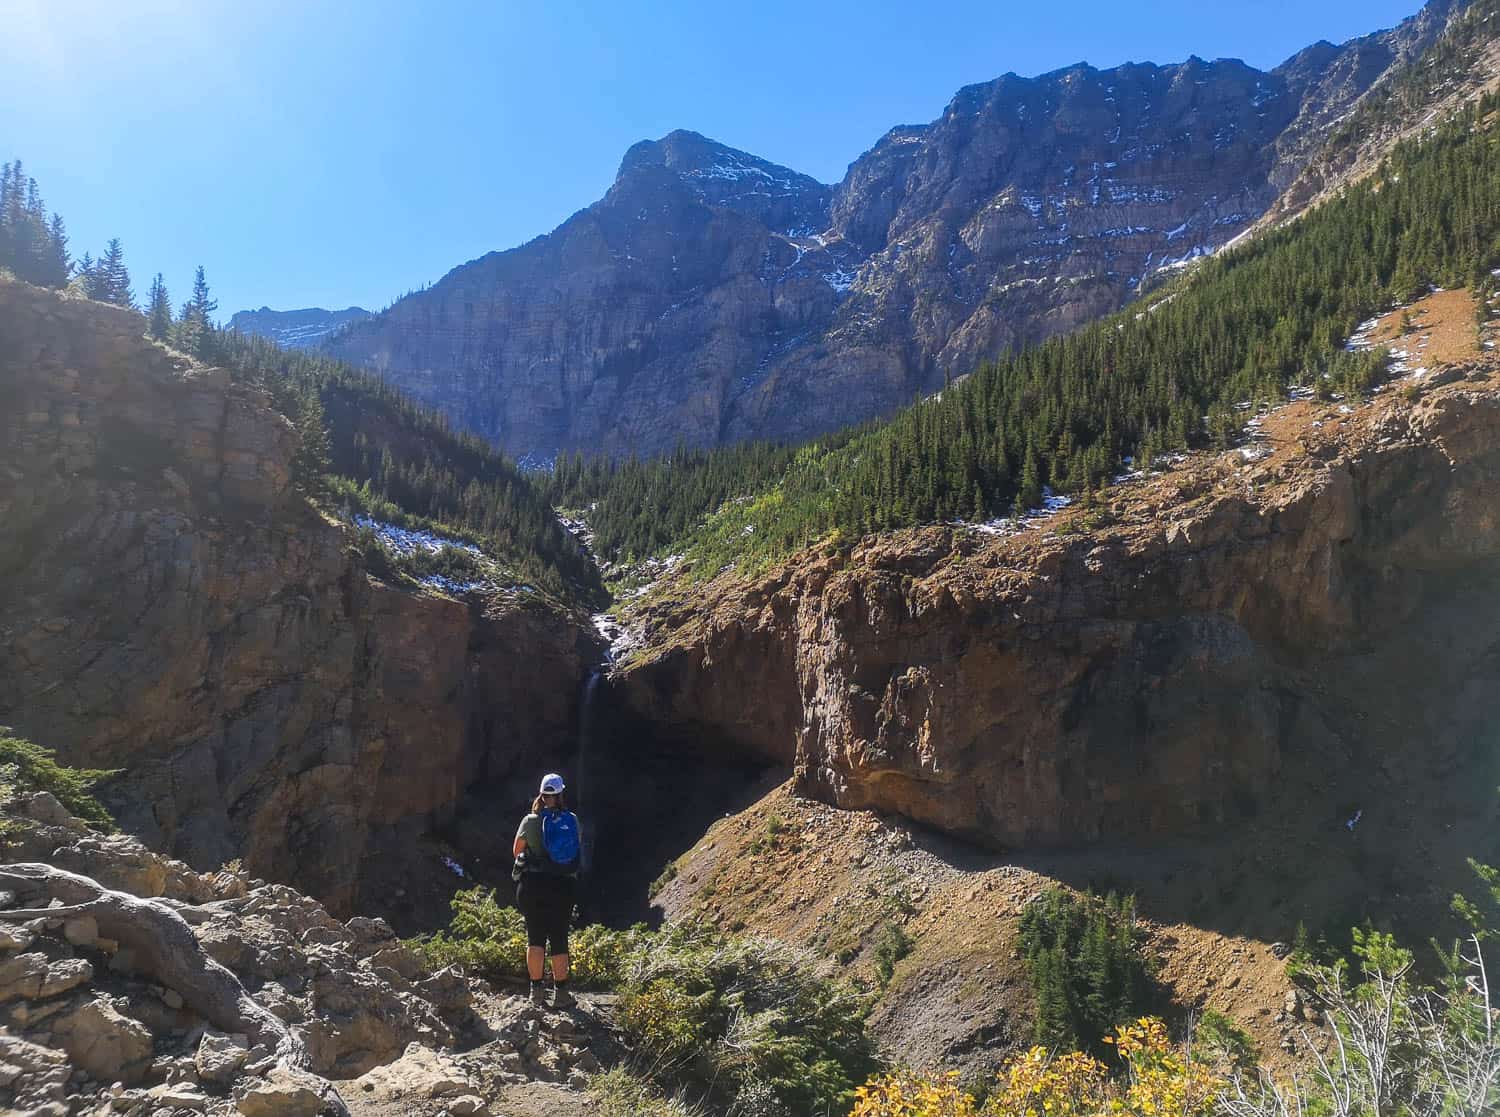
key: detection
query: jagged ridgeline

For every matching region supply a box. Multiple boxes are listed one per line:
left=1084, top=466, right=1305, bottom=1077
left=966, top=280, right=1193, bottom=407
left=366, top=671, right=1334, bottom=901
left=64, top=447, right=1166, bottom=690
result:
left=552, top=95, right=1500, bottom=576
left=214, top=331, right=605, bottom=605
left=1322, top=0, right=1500, bottom=168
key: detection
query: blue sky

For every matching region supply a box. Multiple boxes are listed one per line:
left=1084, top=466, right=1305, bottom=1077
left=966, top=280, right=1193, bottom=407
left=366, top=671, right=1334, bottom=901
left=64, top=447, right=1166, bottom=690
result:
left=4, top=0, right=1422, bottom=317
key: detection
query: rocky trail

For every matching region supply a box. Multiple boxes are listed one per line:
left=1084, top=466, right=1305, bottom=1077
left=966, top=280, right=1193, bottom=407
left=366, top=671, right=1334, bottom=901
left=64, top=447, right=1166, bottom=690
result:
left=0, top=788, right=621, bottom=1116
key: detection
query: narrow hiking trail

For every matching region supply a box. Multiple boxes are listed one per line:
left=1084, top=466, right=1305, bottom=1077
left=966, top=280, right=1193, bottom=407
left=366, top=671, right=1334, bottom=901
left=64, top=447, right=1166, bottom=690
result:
left=343, top=989, right=620, bottom=1117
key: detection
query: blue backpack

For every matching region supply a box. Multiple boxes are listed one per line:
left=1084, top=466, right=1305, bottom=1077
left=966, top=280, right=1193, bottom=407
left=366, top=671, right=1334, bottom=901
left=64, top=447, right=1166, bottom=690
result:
left=540, top=809, right=581, bottom=872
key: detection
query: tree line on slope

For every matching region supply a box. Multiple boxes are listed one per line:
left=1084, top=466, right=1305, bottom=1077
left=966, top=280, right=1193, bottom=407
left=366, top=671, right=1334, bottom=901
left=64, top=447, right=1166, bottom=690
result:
left=213, top=329, right=604, bottom=604
left=1, top=157, right=601, bottom=607
left=1, top=161, right=222, bottom=356
left=545, top=437, right=856, bottom=560
left=548, top=94, right=1500, bottom=576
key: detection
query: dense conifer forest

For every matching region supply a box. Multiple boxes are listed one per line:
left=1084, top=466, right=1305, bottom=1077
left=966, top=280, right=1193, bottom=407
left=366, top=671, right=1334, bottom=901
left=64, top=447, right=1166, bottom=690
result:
left=549, top=96, right=1500, bottom=576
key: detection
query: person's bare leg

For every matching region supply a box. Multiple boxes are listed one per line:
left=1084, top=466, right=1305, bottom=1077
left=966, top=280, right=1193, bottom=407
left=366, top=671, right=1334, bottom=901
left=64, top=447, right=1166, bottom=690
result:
left=527, top=946, right=546, bottom=982
left=550, top=953, right=570, bottom=982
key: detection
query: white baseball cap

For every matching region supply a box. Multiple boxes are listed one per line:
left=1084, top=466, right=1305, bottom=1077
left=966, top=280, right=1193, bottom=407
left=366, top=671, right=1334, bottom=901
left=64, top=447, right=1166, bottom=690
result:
left=539, top=773, right=566, bottom=795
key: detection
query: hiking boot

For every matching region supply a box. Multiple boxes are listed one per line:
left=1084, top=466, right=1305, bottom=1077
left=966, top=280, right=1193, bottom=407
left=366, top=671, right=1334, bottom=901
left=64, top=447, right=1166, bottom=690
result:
left=528, top=981, right=546, bottom=1006
left=550, top=983, right=576, bottom=1010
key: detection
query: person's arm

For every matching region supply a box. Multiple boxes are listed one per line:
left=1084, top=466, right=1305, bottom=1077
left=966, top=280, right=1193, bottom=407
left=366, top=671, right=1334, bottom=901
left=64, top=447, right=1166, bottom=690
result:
left=514, top=815, right=532, bottom=859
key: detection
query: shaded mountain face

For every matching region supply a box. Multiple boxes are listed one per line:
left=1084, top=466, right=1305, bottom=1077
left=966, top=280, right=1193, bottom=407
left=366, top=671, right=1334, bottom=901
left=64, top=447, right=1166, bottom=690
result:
left=323, top=1, right=1466, bottom=460
left=230, top=305, right=372, bottom=349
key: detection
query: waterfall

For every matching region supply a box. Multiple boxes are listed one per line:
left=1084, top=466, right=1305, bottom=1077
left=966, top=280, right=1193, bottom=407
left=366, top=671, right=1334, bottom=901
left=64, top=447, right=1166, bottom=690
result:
left=574, top=667, right=605, bottom=874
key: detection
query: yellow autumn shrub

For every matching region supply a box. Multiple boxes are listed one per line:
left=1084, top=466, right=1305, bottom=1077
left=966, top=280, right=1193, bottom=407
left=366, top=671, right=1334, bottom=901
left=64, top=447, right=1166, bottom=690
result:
left=993, top=1045, right=1110, bottom=1117
left=851, top=1018, right=1226, bottom=1117
left=852, top=1071, right=978, bottom=1117
left=1108, top=1017, right=1223, bottom=1117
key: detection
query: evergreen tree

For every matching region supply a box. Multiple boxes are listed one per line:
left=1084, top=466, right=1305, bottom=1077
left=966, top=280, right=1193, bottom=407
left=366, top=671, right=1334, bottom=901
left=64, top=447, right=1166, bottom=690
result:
left=43, top=214, right=69, bottom=287
left=73, top=252, right=97, bottom=298
left=177, top=265, right=217, bottom=359
left=1019, top=888, right=1154, bottom=1057
left=0, top=160, right=69, bottom=288
left=146, top=273, right=172, bottom=341
left=291, top=387, right=332, bottom=492
left=1018, top=442, right=1043, bottom=511
left=95, top=238, right=133, bottom=307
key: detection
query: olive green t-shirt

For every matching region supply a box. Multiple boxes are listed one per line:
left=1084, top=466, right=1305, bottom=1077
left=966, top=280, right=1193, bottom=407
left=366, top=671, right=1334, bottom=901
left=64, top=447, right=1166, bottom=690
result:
left=515, top=812, right=544, bottom=857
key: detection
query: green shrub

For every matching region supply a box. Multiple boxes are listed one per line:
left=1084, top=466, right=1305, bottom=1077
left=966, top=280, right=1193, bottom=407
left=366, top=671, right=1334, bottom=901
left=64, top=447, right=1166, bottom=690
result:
left=1285, top=918, right=1339, bottom=984
left=415, top=889, right=883, bottom=1114
left=589, top=1067, right=705, bottom=1117
left=400, top=543, right=486, bottom=584
left=873, top=922, right=912, bottom=987
left=748, top=811, right=795, bottom=855
left=1193, top=1007, right=1259, bottom=1070
left=648, top=861, right=679, bottom=900
left=618, top=924, right=879, bottom=1116
left=0, top=729, right=116, bottom=830
left=1018, top=888, right=1156, bottom=1056
left=408, top=886, right=638, bottom=989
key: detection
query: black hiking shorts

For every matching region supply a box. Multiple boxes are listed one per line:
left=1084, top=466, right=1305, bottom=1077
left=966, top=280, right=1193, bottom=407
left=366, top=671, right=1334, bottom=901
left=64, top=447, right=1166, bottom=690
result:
left=516, top=872, right=576, bottom=955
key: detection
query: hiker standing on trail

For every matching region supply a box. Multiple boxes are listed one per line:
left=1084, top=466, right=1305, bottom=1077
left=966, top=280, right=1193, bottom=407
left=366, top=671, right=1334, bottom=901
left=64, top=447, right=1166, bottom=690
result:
left=513, top=773, right=582, bottom=1008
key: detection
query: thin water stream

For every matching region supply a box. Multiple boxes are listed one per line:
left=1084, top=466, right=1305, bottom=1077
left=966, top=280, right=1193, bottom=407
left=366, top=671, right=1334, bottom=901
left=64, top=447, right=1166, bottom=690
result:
left=572, top=667, right=605, bottom=875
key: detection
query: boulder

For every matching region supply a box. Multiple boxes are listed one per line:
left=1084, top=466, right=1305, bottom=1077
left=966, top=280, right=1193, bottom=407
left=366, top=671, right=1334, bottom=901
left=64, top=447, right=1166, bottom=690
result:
left=39, top=957, right=93, bottom=999
left=346, top=916, right=397, bottom=956
left=235, top=1064, right=342, bottom=1117
left=24, top=791, right=77, bottom=828
left=195, top=1029, right=251, bottom=1084
left=417, top=966, right=471, bottom=1014
left=9, top=997, right=69, bottom=1027
left=51, top=995, right=153, bottom=1084
left=0, top=953, right=90, bottom=1002
left=146, top=1081, right=209, bottom=1109
left=62, top=914, right=98, bottom=947
left=304, top=965, right=446, bottom=1077
left=0, top=952, right=48, bottom=1001
left=0, top=1034, right=70, bottom=1112
left=352, top=1041, right=470, bottom=1099
left=366, top=945, right=424, bottom=981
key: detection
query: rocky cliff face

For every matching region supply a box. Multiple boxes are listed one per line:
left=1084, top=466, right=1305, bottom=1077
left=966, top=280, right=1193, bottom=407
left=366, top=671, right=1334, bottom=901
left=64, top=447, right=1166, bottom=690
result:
left=1263, top=0, right=1500, bottom=226
left=0, top=282, right=591, bottom=916
left=324, top=131, right=851, bottom=462
left=323, top=1, right=1471, bottom=458
left=615, top=361, right=1500, bottom=849
left=227, top=306, right=373, bottom=350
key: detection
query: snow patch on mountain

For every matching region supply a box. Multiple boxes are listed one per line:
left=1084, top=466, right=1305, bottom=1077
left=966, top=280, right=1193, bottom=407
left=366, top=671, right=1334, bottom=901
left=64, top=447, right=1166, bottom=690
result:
left=228, top=306, right=373, bottom=350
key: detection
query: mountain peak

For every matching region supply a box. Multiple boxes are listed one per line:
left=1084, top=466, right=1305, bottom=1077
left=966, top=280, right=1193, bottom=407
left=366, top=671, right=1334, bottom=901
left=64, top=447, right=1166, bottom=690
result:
left=617, top=129, right=823, bottom=189
left=613, top=129, right=830, bottom=234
